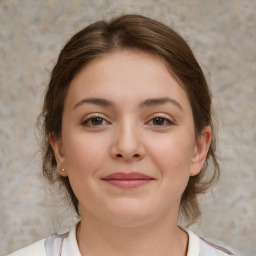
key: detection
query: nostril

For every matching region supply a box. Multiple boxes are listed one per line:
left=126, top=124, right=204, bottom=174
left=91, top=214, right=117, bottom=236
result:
left=134, top=154, right=140, bottom=158
left=116, top=154, right=122, bottom=158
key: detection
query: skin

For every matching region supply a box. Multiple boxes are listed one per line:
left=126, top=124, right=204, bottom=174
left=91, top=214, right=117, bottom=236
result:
left=50, top=49, right=211, bottom=256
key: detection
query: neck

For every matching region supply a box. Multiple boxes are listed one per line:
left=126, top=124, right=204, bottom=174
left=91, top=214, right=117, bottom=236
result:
left=76, top=213, right=188, bottom=256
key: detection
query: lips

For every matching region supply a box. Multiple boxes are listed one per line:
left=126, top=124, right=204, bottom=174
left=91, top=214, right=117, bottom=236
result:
left=102, top=172, right=154, bottom=188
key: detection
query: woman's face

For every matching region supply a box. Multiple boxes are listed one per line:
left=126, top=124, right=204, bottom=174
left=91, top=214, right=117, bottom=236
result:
left=50, top=49, right=210, bottom=227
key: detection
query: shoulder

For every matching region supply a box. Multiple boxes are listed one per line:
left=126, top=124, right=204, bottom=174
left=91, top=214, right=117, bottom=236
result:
left=7, top=239, right=46, bottom=256
left=6, top=224, right=79, bottom=256
left=199, top=238, right=235, bottom=256
left=184, top=228, right=235, bottom=256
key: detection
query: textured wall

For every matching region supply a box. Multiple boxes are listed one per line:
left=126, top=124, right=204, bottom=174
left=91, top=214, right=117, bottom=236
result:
left=0, top=0, right=255, bottom=255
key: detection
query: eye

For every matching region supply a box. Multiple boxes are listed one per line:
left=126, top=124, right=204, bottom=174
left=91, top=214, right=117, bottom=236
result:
left=82, top=116, right=109, bottom=127
left=147, top=116, right=173, bottom=126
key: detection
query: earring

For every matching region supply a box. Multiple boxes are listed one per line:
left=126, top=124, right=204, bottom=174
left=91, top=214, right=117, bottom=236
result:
left=61, top=168, right=65, bottom=172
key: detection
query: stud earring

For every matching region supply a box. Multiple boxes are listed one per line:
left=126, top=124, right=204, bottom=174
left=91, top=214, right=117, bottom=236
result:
left=61, top=168, right=65, bottom=172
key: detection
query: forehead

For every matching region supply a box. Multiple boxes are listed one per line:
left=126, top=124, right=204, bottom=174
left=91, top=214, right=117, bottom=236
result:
left=65, top=49, right=191, bottom=110
left=73, top=49, right=169, bottom=83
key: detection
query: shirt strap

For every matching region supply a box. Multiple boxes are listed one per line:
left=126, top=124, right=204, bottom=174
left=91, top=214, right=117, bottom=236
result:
left=44, top=233, right=68, bottom=256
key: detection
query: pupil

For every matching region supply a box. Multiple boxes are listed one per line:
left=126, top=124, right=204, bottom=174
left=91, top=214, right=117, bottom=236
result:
left=154, top=118, right=164, bottom=125
left=92, top=117, right=102, bottom=125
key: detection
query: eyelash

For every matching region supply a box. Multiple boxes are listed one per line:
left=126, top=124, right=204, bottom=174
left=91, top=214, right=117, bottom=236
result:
left=82, top=114, right=174, bottom=128
left=147, top=115, right=174, bottom=126
left=81, top=114, right=109, bottom=127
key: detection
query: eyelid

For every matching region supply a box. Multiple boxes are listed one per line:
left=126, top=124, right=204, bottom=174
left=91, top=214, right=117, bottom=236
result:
left=81, top=113, right=111, bottom=127
left=145, top=113, right=176, bottom=126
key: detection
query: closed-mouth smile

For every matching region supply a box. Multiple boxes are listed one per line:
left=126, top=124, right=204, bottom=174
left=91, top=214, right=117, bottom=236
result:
left=102, top=172, right=154, bottom=188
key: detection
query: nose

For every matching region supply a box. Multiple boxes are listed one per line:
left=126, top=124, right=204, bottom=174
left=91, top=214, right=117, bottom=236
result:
left=110, top=122, right=145, bottom=162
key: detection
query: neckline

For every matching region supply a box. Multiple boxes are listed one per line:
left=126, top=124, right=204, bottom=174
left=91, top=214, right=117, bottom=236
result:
left=68, top=223, right=200, bottom=256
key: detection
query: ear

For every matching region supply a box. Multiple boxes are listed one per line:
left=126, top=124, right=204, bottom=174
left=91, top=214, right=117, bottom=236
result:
left=49, top=133, right=68, bottom=177
left=190, top=126, right=212, bottom=176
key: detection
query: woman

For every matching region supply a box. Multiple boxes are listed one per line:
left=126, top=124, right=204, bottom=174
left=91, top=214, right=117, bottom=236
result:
left=8, top=14, right=234, bottom=256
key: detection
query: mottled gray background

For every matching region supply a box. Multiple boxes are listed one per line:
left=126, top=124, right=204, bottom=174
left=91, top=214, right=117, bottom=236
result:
left=0, top=0, right=255, bottom=255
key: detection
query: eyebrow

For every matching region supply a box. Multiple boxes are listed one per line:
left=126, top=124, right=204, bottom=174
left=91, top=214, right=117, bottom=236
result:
left=73, top=97, right=115, bottom=109
left=139, top=97, right=183, bottom=111
left=73, top=97, right=183, bottom=111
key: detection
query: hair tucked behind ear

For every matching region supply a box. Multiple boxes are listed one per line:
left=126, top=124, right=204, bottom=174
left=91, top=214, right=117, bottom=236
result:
left=38, top=14, right=219, bottom=226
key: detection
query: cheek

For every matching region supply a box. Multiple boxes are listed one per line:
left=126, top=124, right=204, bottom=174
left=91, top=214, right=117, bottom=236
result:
left=152, top=144, right=192, bottom=203
left=62, top=132, right=108, bottom=175
left=148, top=132, right=195, bottom=183
left=61, top=133, right=109, bottom=204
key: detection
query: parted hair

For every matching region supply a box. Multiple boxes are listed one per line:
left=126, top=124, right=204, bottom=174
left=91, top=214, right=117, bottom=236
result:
left=39, top=14, right=220, bottom=226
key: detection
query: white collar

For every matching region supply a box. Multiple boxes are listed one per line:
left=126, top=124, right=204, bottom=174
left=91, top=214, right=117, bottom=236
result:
left=67, top=224, right=81, bottom=256
left=67, top=224, right=200, bottom=256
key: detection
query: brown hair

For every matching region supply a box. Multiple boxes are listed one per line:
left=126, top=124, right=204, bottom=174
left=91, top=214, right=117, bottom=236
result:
left=39, top=14, right=219, bottom=225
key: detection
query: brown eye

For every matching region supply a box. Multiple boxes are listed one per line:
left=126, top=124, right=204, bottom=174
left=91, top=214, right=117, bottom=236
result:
left=91, top=117, right=104, bottom=125
left=153, top=117, right=165, bottom=125
left=147, top=116, right=173, bottom=126
left=82, top=116, right=108, bottom=127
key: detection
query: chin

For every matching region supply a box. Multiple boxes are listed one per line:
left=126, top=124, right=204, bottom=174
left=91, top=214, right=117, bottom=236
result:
left=102, top=202, right=157, bottom=227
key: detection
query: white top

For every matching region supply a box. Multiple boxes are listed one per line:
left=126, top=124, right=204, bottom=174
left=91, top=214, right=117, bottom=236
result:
left=8, top=225, right=234, bottom=256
